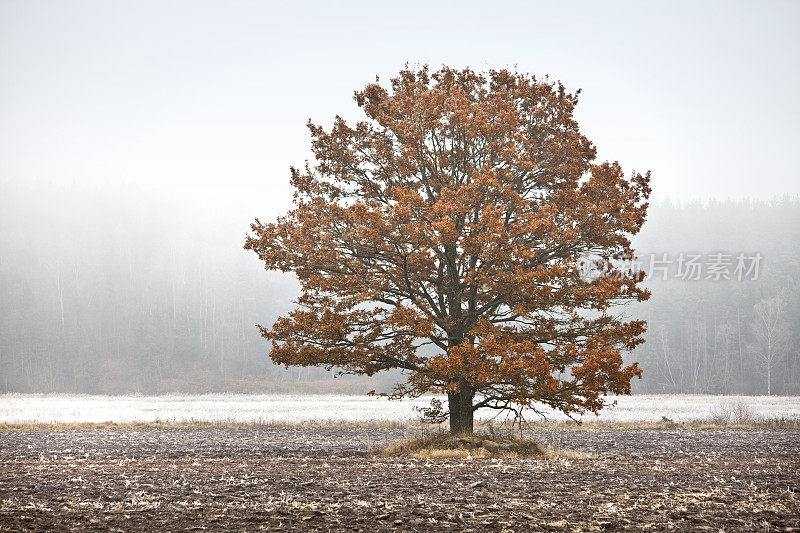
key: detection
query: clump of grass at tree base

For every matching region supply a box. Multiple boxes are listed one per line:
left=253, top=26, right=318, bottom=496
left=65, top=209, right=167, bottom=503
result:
left=375, top=431, right=593, bottom=459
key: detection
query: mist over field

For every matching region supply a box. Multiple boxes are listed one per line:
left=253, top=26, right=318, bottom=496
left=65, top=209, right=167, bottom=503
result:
left=0, top=0, right=798, bottom=401
left=2, top=1, right=799, bottom=403
left=1, top=184, right=798, bottom=396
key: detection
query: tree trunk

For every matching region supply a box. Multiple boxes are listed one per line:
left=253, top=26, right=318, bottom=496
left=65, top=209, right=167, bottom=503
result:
left=448, top=388, right=474, bottom=434
left=767, top=359, right=771, bottom=396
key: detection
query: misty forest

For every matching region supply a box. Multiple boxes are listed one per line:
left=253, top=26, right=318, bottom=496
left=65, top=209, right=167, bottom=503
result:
left=1, top=182, right=797, bottom=396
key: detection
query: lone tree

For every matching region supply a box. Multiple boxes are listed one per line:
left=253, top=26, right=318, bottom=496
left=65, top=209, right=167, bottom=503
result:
left=246, top=66, right=651, bottom=433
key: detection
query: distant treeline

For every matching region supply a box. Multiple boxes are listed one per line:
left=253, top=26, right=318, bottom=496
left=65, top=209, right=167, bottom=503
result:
left=629, top=198, right=800, bottom=395
left=0, top=182, right=376, bottom=394
left=1, top=182, right=798, bottom=395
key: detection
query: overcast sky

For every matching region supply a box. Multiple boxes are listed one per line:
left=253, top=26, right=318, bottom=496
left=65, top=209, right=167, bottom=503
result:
left=1, top=0, right=798, bottom=215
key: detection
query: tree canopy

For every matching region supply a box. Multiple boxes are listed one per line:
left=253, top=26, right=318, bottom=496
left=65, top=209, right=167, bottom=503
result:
left=246, top=66, right=651, bottom=433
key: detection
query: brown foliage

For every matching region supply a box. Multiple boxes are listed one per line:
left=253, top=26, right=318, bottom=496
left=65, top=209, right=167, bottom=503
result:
left=245, top=65, right=651, bottom=431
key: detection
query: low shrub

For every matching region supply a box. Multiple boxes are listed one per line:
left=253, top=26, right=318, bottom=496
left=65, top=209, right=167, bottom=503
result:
left=709, top=399, right=757, bottom=425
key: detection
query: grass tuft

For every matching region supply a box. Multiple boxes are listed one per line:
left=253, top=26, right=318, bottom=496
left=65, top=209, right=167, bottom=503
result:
left=376, top=431, right=567, bottom=459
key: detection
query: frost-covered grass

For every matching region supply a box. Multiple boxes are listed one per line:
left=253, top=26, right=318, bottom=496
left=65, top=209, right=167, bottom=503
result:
left=0, top=394, right=433, bottom=425
left=0, top=393, right=799, bottom=426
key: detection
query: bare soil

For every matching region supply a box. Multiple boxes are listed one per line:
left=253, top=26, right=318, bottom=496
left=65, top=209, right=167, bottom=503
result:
left=1, top=427, right=798, bottom=531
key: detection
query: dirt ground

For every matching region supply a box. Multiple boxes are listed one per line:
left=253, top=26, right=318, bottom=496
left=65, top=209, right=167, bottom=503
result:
left=1, top=427, right=798, bottom=531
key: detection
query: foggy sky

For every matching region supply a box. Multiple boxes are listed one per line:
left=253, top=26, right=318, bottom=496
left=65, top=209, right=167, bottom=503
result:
left=1, top=0, right=799, bottom=217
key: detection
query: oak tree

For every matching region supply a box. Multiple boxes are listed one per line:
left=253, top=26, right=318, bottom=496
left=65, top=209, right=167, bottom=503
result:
left=246, top=66, right=651, bottom=433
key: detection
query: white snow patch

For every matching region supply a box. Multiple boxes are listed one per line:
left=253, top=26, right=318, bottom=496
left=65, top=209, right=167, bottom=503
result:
left=0, top=394, right=798, bottom=425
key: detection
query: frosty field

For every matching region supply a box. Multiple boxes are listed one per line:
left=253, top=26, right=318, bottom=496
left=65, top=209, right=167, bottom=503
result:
left=2, top=396, right=800, bottom=531
left=0, top=393, right=798, bottom=425
left=2, top=427, right=799, bottom=531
